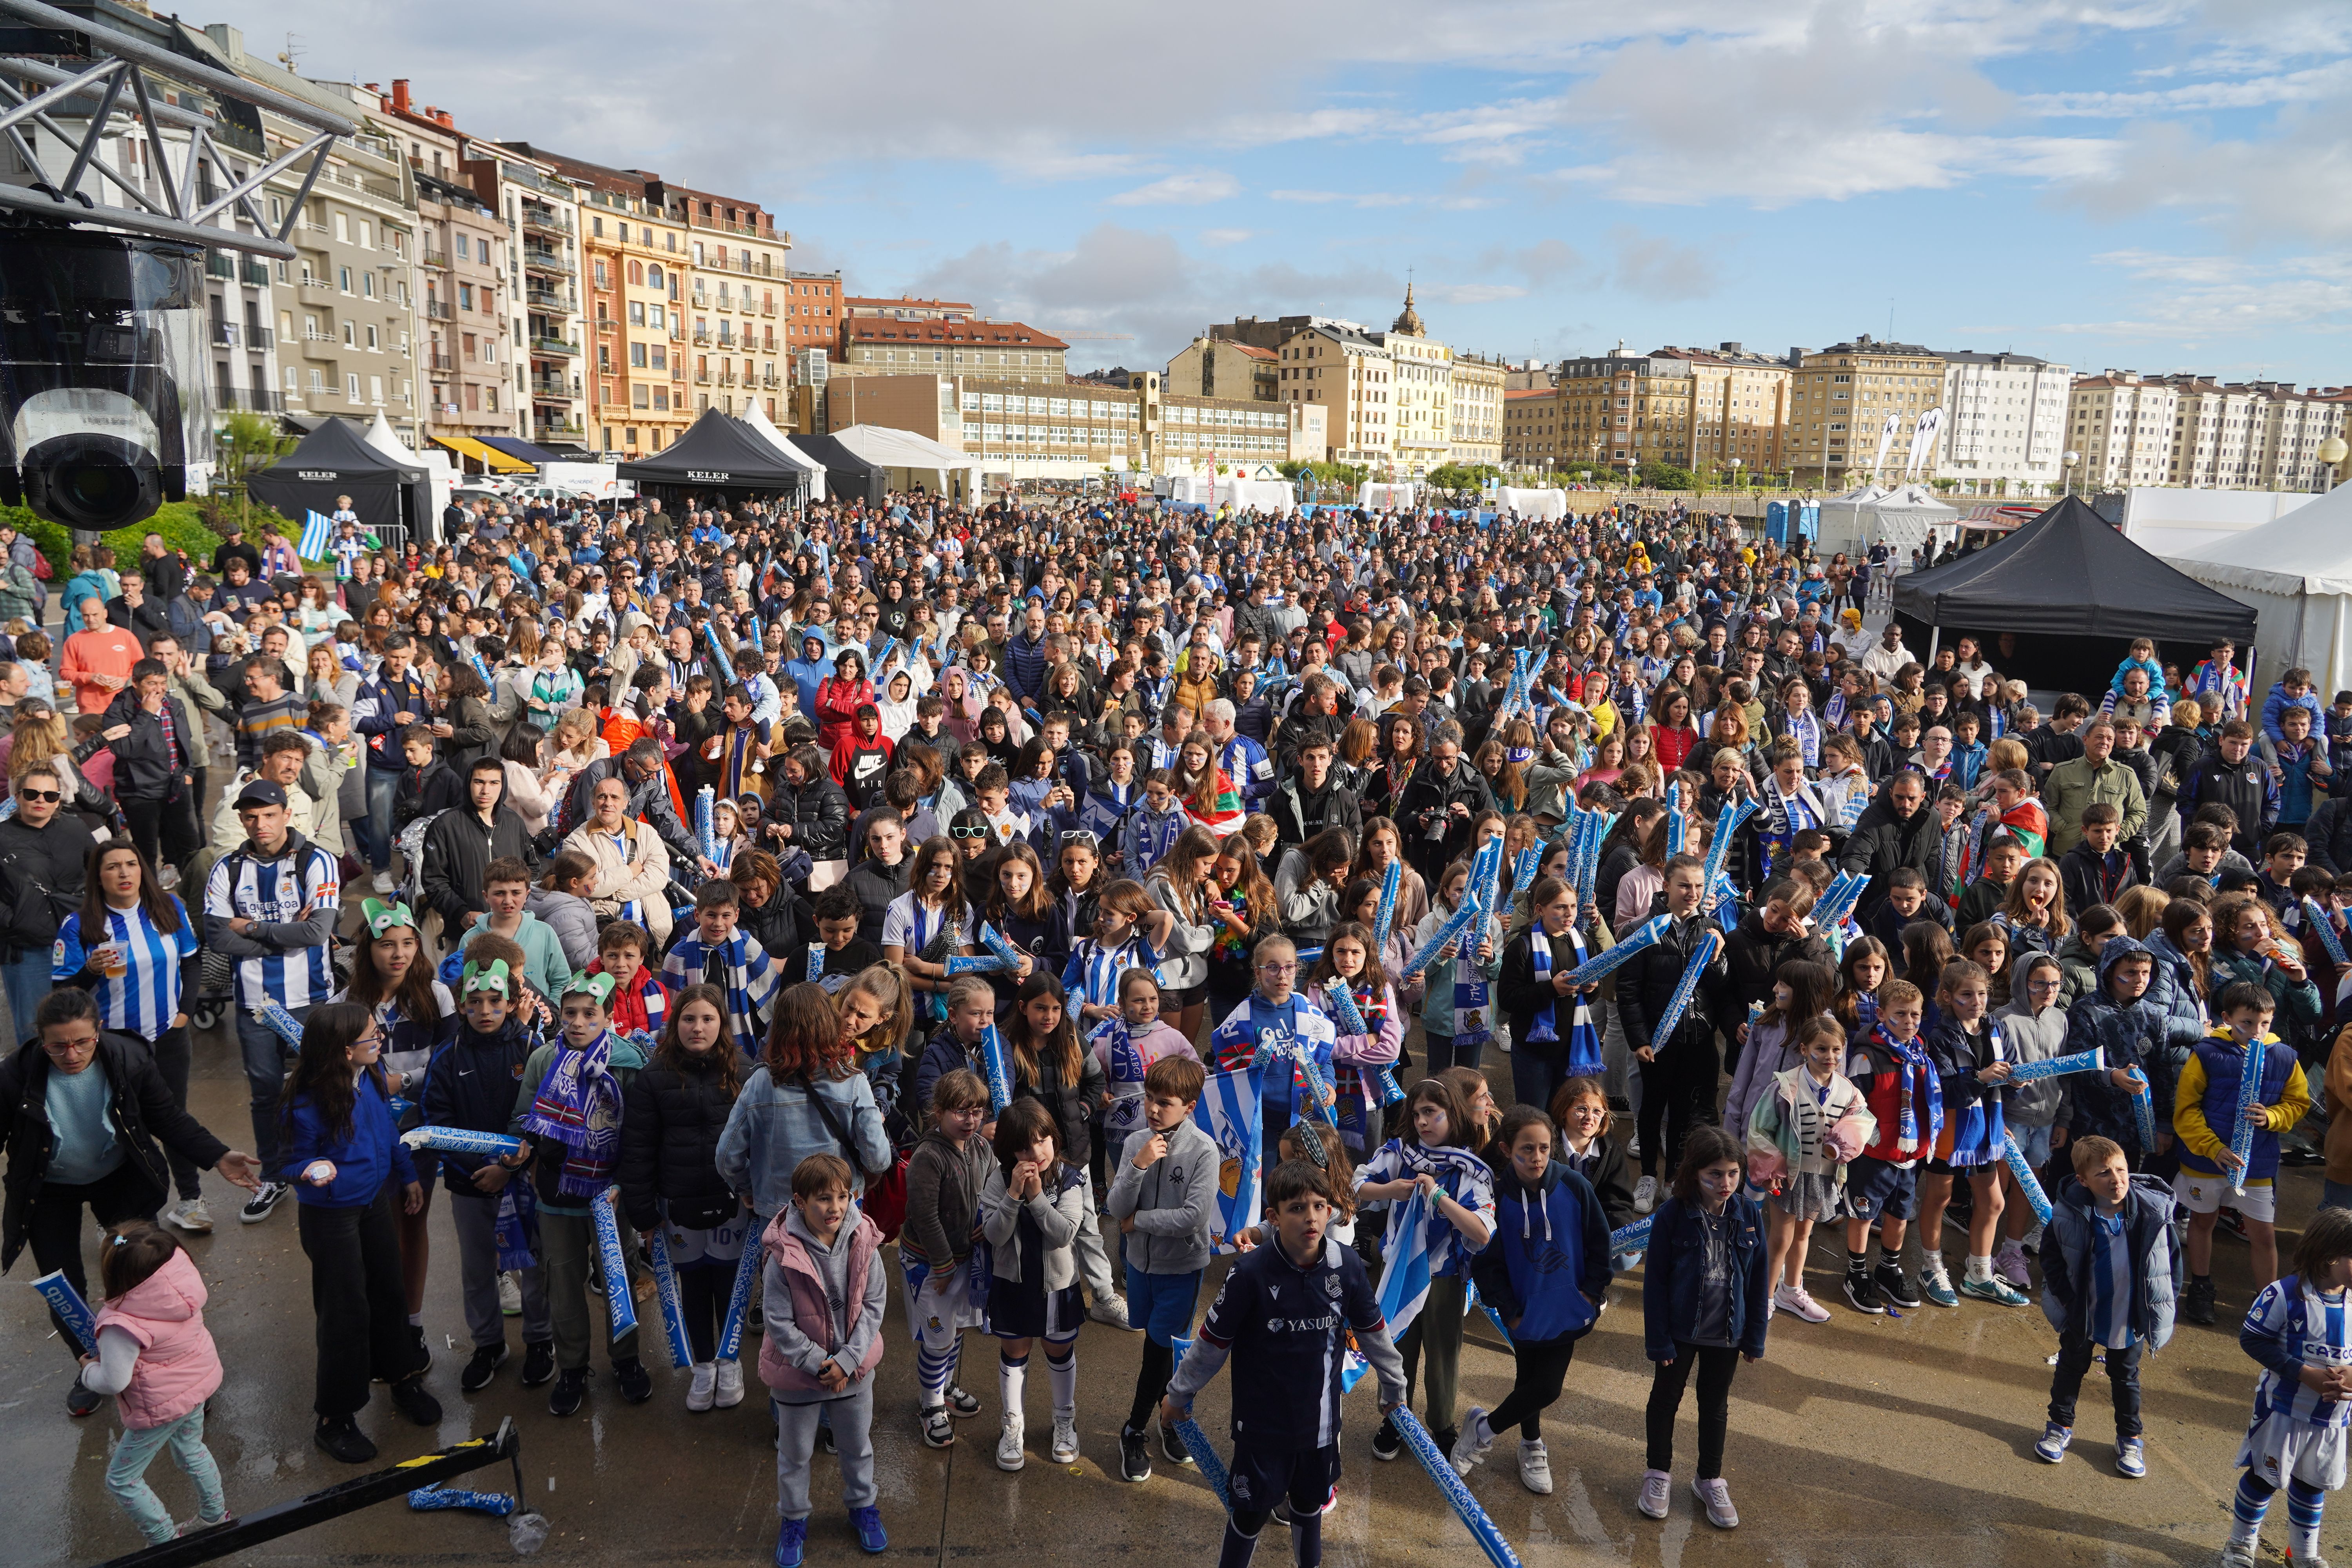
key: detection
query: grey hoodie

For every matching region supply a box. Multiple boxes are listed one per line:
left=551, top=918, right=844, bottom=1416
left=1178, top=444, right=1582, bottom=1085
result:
left=764, top=1207, right=888, bottom=1405
left=1105, top=1117, right=1221, bottom=1276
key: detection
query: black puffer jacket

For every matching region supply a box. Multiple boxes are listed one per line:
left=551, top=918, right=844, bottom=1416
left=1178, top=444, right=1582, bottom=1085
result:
left=0, top=812, right=94, bottom=961
left=1836, top=793, right=1940, bottom=912
left=1719, top=907, right=1834, bottom=1016
left=770, top=773, right=850, bottom=863
left=619, top=1053, right=743, bottom=1232
left=1616, top=912, right=1731, bottom=1056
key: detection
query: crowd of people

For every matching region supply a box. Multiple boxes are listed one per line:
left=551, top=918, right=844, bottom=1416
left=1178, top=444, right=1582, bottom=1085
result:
left=4, top=489, right=2350, bottom=1568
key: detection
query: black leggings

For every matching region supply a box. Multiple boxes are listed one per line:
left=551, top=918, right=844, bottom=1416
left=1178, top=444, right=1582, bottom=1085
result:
left=1645, top=1342, right=1740, bottom=1479
left=1486, top=1334, right=1579, bottom=1440
left=678, top=1258, right=729, bottom=1364
left=1636, top=1036, right=1722, bottom=1180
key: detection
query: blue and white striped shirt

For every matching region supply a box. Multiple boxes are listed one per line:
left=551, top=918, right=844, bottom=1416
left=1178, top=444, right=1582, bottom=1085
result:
left=202, top=843, right=341, bottom=1007
left=2247, top=1279, right=2352, bottom=1432
left=53, top=898, right=199, bottom=1042
left=2087, top=1209, right=2135, bottom=1350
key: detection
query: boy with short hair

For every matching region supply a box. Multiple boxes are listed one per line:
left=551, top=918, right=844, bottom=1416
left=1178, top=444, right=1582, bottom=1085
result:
left=2272, top=708, right=2330, bottom=836
left=791, top=883, right=882, bottom=991
left=2173, top=983, right=2310, bottom=1325
left=1864, top=865, right=1949, bottom=954
left=1842, top=978, right=1938, bottom=1314
left=660, top=880, right=781, bottom=1060
left=585, top=920, right=669, bottom=1037
left=2257, top=832, right=2310, bottom=916
left=1106, top=1052, right=1217, bottom=1483
left=1956, top=829, right=2029, bottom=929
left=458, top=856, right=573, bottom=1000
left=2032, top=1134, right=2180, bottom=1478
left=2059, top=937, right=2172, bottom=1167
left=971, top=763, right=1030, bottom=849
left=2059, top=802, right=2139, bottom=919
left=1162, top=1160, right=1407, bottom=1568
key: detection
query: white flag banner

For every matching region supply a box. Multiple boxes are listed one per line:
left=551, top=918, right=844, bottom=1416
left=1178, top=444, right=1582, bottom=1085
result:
left=1870, top=412, right=1901, bottom=476
left=1906, top=407, right=1945, bottom=478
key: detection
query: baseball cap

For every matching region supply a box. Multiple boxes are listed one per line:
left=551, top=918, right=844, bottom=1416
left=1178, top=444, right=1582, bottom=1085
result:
left=233, top=779, right=287, bottom=810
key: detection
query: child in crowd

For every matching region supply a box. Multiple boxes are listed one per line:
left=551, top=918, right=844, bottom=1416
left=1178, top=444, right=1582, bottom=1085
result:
left=618, top=982, right=749, bottom=1411
left=662, top=880, right=783, bottom=1062
left=424, top=952, right=552, bottom=1395
left=1992, top=953, right=2070, bottom=1287
left=512, top=971, right=653, bottom=1417
left=1416, top=856, right=1508, bottom=1076
left=458, top=857, right=574, bottom=1000
left=1841, top=978, right=1936, bottom=1314
left=792, top=884, right=884, bottom=991
left=1639, top=1126, right=1769, bottom=1530
left=760, top=1153, right=889, bottom=1567
left=1456, top=1106, right=1613, bottom=1495
left=2174, top=983, right=2311, bottom=1326
left=80, top=1222, right=230, bottom=1545
left=1549, top=1077, right=1638, bottom=1232
left=2060, top=938, right=2172, bottom=1169
left=2219, top=1207, right=2352, bottom=1566
left=1105, top=1053, right=1216, bottom=1483
left=915, top=976, right=996, bottom=1119
left=1162, top=1159, right=1408, bottom=1568
left=1209, top=932, right=1339, bottom=1162
left=1091, top=968, right=1197, bottom=1156
left=1920, top=958, right=2029, bottom=1309
left=1354, top=1076, right=1497, bottom=1463
left=2033, top=1134, right=2178, bottom=1479
left=2109, top=637, right=2165, bottom=700
left=980, top=1096, right=1091, bottom=1472
left=585, top=920, right=670, bottom=1038
left=1310, top=920, right=1405, bottom=1157
left=900, top=1069, right=991, bottom=1448
left=283, top=1000, right=440, bottom=1461
left=1062, top=879, right=1169, bottom=1028
left=1746, top=1017, right=1873, bottom=1324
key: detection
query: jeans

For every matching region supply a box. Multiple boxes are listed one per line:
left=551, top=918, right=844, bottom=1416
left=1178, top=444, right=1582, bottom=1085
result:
left=28, top=1164, right=153, bottom=1365
left=363, top=767, right=401, bottom=872
left=296, top=1185, right=418, bottom=1417
left=1645, top=1341, right=1740, bottom=1478
left=236, top=1004, right=308, bottom=1172
left=774, top=1385, right=876, bottom=1519
left=106, top=1406, right=226, bottom=1545
left=1, top=947, right=48, bottom=1049
left=1511, top=1049, right=1570, bottom=1114
left=1425, top=1031, right=1483, bottom=1073
left=2324, top=1180, right=2352, bottom=1214
left=450, top=1192, right=550, bottom=1350
left=143, top=1026, right=201, bottom=1201
left=122, top=785, right=200, bottom=878
left=2049, top=1332, right=2143, bottom=1438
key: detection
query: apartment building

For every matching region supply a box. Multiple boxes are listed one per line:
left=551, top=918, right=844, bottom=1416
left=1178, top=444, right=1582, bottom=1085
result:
left=1933, top=350, right=2070, bottom=495
left=1502, top=386, right=1569, bottom=471
left=480, top=151, right=588, bottom=449
left=839, top=316, right=1069, bottom=384
left=1788, top=336, right=1945, bottom=485
left=1274, top=320, right=1390, bottom=465
left=1164, top=336, right=1279, bottom=403
left=653, top=183, right=789, bottom=424
left=1447, top=353, right=1506, bottom=466
left=2066, top=374, right=2187, bottom=492
left=1374, top=289, right=1452, bottom=477
left=784, top=270, right=842, bottom=364
left=1653, top=343, right=1791, bottom=476
left=1558, top=348, right=1693, bottom=475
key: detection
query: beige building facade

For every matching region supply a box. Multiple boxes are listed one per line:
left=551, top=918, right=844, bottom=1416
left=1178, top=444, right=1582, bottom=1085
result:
left=1447, top=353, right=1506, bottom=466
left=1275, top=321, right=1390, bottom=465
left=1789, top=336, right=1946, bottom=485
left=2069, top=372, right=2350, bottom=493
left=1654, top=343, right=1791, bottom=477
left=1164, top=337, right=1279, bottom=403
left=1559, top=348, right=1693, bottom=476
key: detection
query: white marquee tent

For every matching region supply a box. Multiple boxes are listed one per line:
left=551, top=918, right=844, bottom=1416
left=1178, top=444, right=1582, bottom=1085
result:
left=1496, top=486, right=1567, bottom=521
left=1816, top=482, right=1960, bottom=558
left=827, top=424, right=979, bottom=499
left=2167, top=485, right=2352, bottom=695
left=1358, top=481, right=1416, bottom=511
left=735, top=401, right=825, bottom=502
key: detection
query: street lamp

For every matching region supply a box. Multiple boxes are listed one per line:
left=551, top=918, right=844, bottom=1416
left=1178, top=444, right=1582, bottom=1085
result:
left=2062, top=450, right=2080, bottom=498
left=1728, top=457, right=1743, bottom=497
left=2319, top=437, right=2348, bottom=493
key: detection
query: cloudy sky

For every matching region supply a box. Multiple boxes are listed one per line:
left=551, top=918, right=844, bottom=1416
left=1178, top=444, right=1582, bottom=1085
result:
left=231, top=0, right=2349, bottom=379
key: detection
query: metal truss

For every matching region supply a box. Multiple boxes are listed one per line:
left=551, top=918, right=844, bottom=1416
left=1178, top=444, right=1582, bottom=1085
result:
left=0, top=0, right=352, bottom=258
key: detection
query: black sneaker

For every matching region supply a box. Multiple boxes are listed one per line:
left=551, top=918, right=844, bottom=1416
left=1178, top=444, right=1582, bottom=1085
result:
left=748, top=1301, right=764, bottom=1334
left=67, top=1381, right=103, bottom=1417
left=613, top=1357, right=653, bottom=1404
left=1119, top=1425, right=1152, bottom=1483
left=1371, top=1416, right=1404, bottom=1462
left=1160, top=1421, right=1194, bottom=1466
left=1433, top=1427, right=1458, bottom=1465
left=315, top=1415, right=377, bottom=1464
left=520, top=1340, right=556, bottom=1387
left=388, top=1375, right=442, bottom=1426
left=2182, top=1277, right=2218, bottom=1326
left=239, top=1180, right=289, bottom=1224
left=1875, top=1261, right=1922, bottom=1309
left=461, top=1344, right=508, bottom=1393
left=1843, top=1269, right=1886, bottom=1315
left=409, top=1324, right=430, bottom=1374
left=549, top=1367, right=588, bottom=1417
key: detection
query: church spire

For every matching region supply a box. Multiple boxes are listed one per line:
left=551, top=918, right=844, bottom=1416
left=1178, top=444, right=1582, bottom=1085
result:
left=1391, top=278, right=1423, bottom=337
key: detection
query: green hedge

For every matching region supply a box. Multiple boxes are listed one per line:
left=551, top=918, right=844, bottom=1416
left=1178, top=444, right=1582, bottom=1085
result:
left=0, top=499, right=242, bottom=581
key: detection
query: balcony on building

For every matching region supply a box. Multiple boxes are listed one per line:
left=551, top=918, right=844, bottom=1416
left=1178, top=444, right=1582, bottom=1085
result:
left=430, top=352, right=456, bottom=373
left=693, top=328, right=713, bottom=347
left=534, top=414, right=585, bottom=440
left=532, top=336, right=580, bottom=358
left=525, top=286, right=570, bottom=314
left=212, top=386, right=283, bottom=413
left=519, top=202, right=573, bottom=238
left=424, top=299, right=454, bottom=322
left=421, top=247, right=451, bottom=271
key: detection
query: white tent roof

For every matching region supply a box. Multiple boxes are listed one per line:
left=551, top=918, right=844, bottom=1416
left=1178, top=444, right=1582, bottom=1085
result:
left=734, top=403, right=820, bottom=474
left=1822, top=482, right=1955, bottom=516
left=363, top=411, right=430, bottom=468
left=828, top=424, right=980, bottom=473
left=2169, top=484, right=2352, bottom=596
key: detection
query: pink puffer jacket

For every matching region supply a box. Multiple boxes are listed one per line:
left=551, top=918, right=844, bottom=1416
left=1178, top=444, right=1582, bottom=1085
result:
left=93, top=1250, right=222, bottom=1430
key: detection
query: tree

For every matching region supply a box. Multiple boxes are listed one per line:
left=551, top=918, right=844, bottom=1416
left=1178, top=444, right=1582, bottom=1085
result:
left=1425, top=462, right=1501, bottom=498
left=214, top=410, right=294, bottom=529
left=1635, top=458, right=1699, bottom=491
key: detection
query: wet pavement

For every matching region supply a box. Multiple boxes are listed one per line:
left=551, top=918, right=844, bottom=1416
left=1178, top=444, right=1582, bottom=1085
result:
left=0, top=1017, right=2303, bottom=1567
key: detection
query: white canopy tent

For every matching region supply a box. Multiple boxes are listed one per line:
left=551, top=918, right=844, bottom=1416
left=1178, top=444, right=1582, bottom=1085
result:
left=827, top=424, right=980, bottom=501
left=363, top=410, right=452, bottom=541
left=2166, top=485, right=2352, bottom=695
left=1496, top=486, right=1567, bottom=521
left=733, top=401, right=825, bottom=503
left=1165, top=474, right=1295, bottom=514
left=1816, top=482, right=1960, bottom=559
left=1358, top=481, right=1416, bottom=511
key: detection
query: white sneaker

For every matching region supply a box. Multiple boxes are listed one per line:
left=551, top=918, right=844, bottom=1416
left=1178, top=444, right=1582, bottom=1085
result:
left=163, top=1198, right=212, bottom=1234
left=1051, top=1415, right=1079, bottom=1465
left=1087, top=1295, right=1134, bottom=1330
left=498, top=1273, right=522, bottom=1316
left=996, top=1413, right=1026, bottom=1472
left=2219, top=1541, right=2259, bottom=1568
left=714, top=1358, right=744, bottom=1408
left=372, top=870, right=396, bottom=894
left=1518, top=1439, right=1553, bottom=1495
left=1637, top=1468, right=1671, bottom=1519
left=686, top=1362, right=717, bottom=1412
left=1693, top=1477, right=1739, bottom=1529
left=1773, top=1284, right=1831, bottom=1324
left=1633, top=1176, right=1659, bottom=1216
left=157, top=864, right=180, bottom=892
left=1449, top=1407, right=1494, bottom=1476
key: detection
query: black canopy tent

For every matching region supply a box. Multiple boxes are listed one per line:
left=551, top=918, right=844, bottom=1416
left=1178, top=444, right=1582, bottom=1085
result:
left=615, top=408, right=811, bottom=503
left=1890, top=496, right=2259, bottom=693
left=246, top=417, right=431, bottom=542
left=789, top=434, right=884, bottom=509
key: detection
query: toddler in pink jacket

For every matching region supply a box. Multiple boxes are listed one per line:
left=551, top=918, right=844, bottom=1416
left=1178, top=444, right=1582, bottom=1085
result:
left=80, top=1223, right=230, bottom=1545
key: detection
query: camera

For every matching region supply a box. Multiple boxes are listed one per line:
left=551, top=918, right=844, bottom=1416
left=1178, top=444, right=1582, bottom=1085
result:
left=0, top=227, right=209, bottom=536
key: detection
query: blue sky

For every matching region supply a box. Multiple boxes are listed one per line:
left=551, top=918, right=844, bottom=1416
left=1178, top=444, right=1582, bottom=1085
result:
left=236, top=0, right=2351, bottom=379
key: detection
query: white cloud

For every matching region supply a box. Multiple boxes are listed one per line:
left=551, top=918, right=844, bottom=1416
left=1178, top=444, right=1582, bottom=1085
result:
left=1425, top=283, right=1528, bottom=304
left=2043, top=249, right=2352, bottom=338
left=1107, top=171, right=1241, bottom=206
left=1199, top=228, right=1254, bottom=246
left=2025, top=58, right=2352, bottom=116
left=1268, top=189, right=1417, bottom=207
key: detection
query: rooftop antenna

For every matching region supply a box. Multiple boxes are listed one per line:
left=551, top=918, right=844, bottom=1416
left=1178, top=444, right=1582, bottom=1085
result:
left=276, top=31, right=304, bottom=73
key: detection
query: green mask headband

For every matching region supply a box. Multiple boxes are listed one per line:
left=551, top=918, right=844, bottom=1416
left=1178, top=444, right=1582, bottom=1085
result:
left=362, top=898, right=416, bottom=940
left=461, top=958, right=511, bottom=998
left=563, top=972, right=617, bottom=1008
